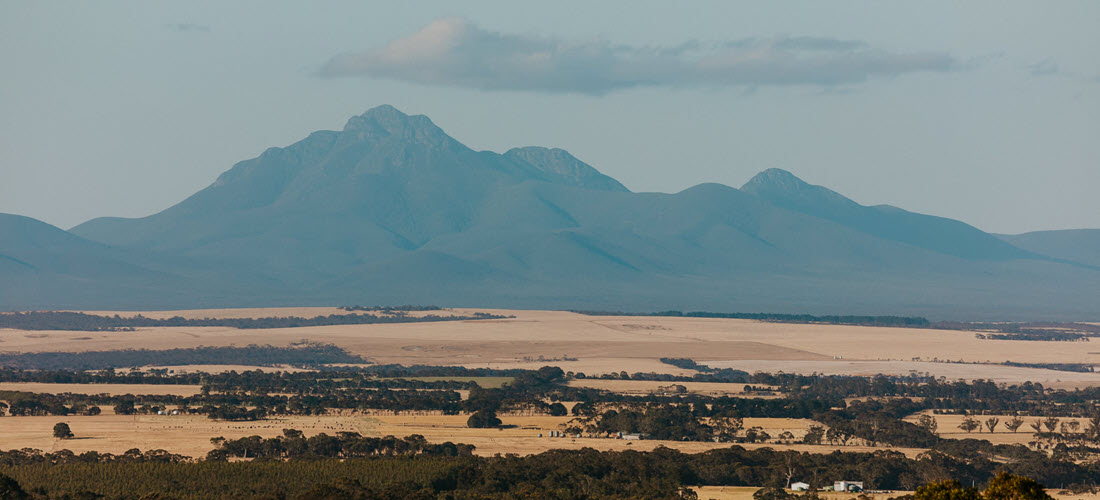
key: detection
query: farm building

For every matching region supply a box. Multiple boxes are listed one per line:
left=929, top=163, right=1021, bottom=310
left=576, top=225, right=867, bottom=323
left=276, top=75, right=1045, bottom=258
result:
left=790, top=482, right=810, bottom=491
left=834, top=481, right=864, bottom=492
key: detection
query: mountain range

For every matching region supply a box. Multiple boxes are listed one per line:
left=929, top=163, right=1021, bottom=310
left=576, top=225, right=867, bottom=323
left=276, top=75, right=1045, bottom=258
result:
left=3, top=105, right=1098, bottom=320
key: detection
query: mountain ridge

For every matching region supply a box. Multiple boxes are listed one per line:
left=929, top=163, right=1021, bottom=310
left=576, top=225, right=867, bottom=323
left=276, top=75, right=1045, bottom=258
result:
left=8, top=105, right=1099, bottom=320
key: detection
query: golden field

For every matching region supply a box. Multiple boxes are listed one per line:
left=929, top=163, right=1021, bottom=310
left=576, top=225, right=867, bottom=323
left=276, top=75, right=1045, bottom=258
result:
left=2, top=308, right=1098, bottom=387
left=0, top=410, right=928, bottom=459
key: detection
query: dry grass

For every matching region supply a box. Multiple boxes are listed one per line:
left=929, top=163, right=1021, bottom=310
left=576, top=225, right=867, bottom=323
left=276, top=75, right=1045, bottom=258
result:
left=902, top=412, right=1093, bottom=446
left=0, top=412, right=924, bottom=458
left=2, top=308, right=1098, bottom=386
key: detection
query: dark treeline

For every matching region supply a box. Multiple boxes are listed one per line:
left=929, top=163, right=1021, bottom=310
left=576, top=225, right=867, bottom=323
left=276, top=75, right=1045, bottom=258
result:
left=7, top=364, right=1100, bottom=423
left=0, top=310, right=509, bottom=331
left=0, top=343, right=368, bottom=370
left=0, top=445, right=1093, bottom=499
left=576, top=310, right=1100, bottom=342
left=574, top=310, right=931, bottom=328
left=340, top=305, right=443, bottom=312
left=207, top=431, right=475, bottom=460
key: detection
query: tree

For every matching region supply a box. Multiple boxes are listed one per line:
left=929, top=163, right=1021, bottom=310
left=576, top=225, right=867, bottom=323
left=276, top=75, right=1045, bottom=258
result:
left=914, top=480, right=981, bottom=500
left=714, top=417, right=745, bottom=442
left=467, top=409, right=502, bottom=428
left=802, top=425, right=825, bottom=445
left=1029, top=419, right=1043, bottom=435
left=113, top=400, right=136, bottom=415
left=1005, top=416, right=1025, bottom=433
left=985, top=417, right=1000, bottom=434
left=53, top=422, right=74, bottom=439
left=1087, top=414, right=1100, bottom=443
left=983, top=472, right=1054, bottom=500
left=918, top=415, right=939, bottom=434
left=547, top=402, right=568, bottom=417
left=1043, top=416, right=1060, bottom=433
left=958, top=416, right=980, bottom=434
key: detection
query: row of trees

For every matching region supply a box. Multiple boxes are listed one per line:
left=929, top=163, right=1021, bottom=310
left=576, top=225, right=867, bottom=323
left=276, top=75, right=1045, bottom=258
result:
left=0, top=310, right=509, bottom=331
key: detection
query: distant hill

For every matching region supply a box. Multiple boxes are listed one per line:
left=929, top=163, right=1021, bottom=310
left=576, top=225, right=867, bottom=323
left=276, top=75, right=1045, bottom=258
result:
left=5, top=105, right=1097, bottom=320
left=0, top=214, right=187, bottom=310
left=998, top=229, right=1100, bottom=268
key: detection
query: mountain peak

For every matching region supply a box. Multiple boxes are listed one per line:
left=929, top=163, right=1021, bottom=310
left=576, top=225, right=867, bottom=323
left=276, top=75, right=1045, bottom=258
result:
left=741, top=168, right=810, bottom=192
left=342, top=105, right=455, bottom=147
left=504, top=147, right=630, bottom=192
left=741, top=168, right=857, bottom=208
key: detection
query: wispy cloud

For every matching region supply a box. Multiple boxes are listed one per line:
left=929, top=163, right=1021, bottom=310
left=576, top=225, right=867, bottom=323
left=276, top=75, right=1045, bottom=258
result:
left=1028, top=58, right=1060, bottom=77
left=319, top=18, right=961, bottom=95
left=165, top=23, right=211, bottom=33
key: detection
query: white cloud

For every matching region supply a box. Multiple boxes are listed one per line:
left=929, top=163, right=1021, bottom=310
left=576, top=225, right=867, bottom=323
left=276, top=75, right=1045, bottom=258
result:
left=320, top=18, right=960, bottom=94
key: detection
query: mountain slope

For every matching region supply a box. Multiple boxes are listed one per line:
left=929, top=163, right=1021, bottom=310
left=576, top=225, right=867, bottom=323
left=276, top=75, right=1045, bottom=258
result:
left=999, top=229, right=1100, bottom=268
left=741, top=168, right=1037, bottom=261
left=21, top=105, right=1099, bottom=319
left=0, top=213, right=192, bottom=310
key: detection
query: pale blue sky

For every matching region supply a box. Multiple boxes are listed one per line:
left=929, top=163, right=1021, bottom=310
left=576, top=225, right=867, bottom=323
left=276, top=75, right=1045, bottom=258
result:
left=1, top=1, right=1097, bottom=233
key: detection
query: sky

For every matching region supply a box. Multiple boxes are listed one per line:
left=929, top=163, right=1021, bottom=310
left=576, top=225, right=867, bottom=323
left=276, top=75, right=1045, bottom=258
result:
left=1, top=1, right=1098, bottom=234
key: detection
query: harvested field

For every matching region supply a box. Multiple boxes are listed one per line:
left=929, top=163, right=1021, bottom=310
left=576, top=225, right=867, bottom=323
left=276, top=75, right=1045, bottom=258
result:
left=703, top=360, right=1100, bottom=389
left=0, top=382, right=200, bottom=396
left=902, top=412, right=1092, bottom=446
left=0, top=412, right=923, bottom=458
left=3, top=308, right=1098, bottom=386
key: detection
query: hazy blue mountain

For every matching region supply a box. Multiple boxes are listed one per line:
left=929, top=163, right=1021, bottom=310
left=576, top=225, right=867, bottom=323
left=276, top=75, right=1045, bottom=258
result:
left=12, top=105, right=1097, bottom=319
left=0, top=213, right=191, bottom=310
left=741, top=168, right=1035, bottom=260
left=998, top=229, right=1100, bottom=268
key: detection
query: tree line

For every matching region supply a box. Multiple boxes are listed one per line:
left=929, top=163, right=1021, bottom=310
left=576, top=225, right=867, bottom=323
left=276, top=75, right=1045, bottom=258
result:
left=0, top=310, right=509, bottom=331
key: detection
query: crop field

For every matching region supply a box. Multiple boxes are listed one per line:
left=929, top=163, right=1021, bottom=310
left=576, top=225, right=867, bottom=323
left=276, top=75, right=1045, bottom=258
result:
left=0, top=410, right=928, bottom=458
left=0, top=382, right=201, bottom=396
left=902, top=412, right=1093, bottom=446
left=3, top=308, right=1097, bottom=387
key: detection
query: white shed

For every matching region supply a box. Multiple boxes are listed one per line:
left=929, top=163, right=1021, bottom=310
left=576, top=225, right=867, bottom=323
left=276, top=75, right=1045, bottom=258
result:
left=790, top=482, right=810, bottom=491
